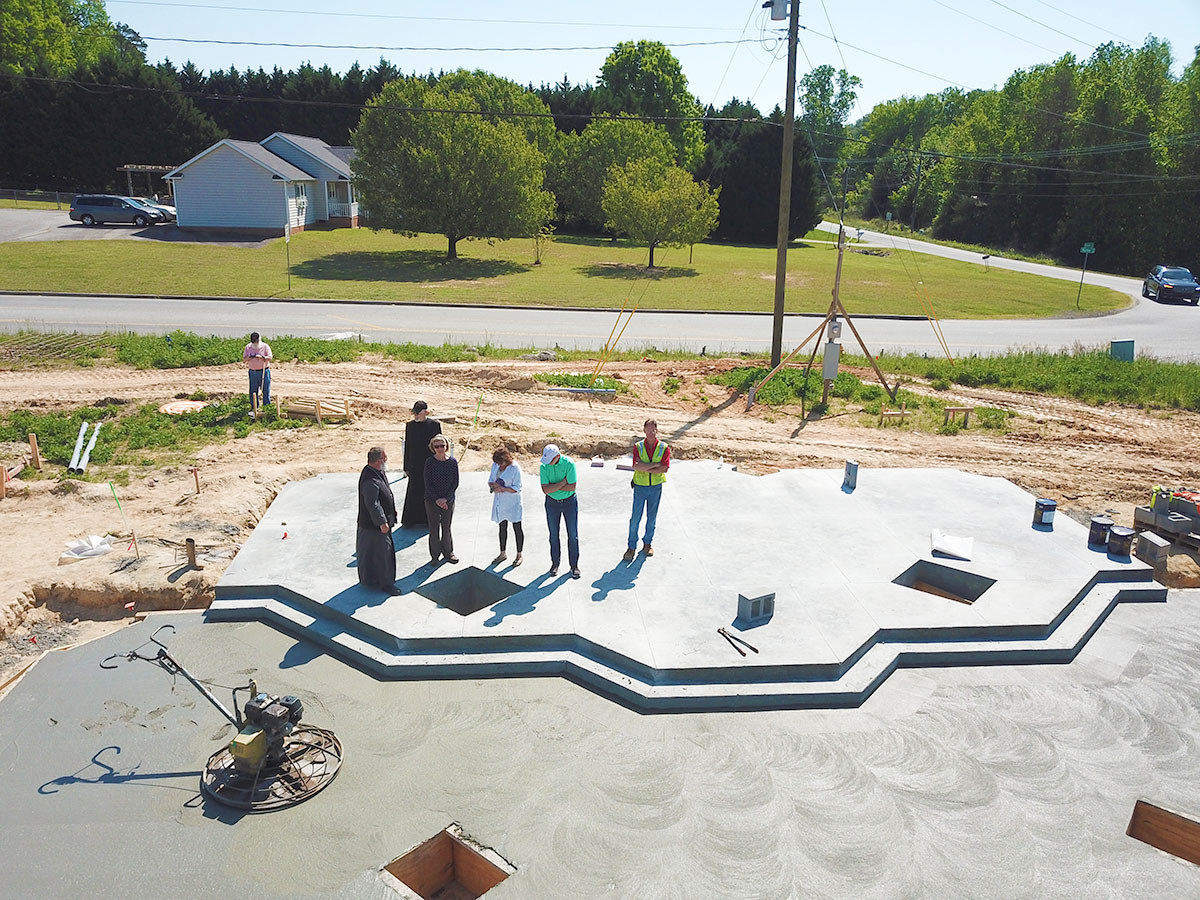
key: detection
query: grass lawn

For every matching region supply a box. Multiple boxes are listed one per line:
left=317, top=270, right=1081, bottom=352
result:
left=0, top=228, right=1126, bottom=317
left=0, top=198, right=63, bottom=210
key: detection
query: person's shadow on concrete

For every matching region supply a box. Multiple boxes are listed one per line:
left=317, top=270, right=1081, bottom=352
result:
left=483, top=573, right=568, bottom=626
left=280, top=638, right=323, bottom=669
left=590, top=555, right=646, bottom=602
left=395, top=559, right=440, bottom=595
left=326, top=582, right=391, bottom=616
left=346, top=528, right=423, bottom=571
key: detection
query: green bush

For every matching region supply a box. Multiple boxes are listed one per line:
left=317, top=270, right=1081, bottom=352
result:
left=534, top=373, right=629, bottom=393
left=663, top=376, right=681, bottom=395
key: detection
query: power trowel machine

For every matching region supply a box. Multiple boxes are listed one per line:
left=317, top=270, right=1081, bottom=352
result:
left=101, top=624, right=342, bottom=811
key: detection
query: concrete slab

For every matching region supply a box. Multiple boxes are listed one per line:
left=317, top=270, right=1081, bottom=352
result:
left=212, top=464, right=1164, bottom=710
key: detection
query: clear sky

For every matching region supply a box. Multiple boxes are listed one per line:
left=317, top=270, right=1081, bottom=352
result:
left=108, top=0, right=1200, bottom=118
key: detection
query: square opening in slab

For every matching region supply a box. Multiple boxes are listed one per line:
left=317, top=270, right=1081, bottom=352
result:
left=383, top=825, right=514, bottom=900
left=893, top=560, right=995, bottom=605
left=415, top=567, right=522, bottom=616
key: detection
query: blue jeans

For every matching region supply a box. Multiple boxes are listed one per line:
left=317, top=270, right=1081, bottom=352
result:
left=249, top=368, right=271, bottom=406
left=628, top=483, right=662, bottom=549
left=545, top=494, right=579, bottom=568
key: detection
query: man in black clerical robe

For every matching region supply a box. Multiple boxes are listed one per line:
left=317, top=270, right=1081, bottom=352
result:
left=401, top=400, right=442, bottom=527
left=357, top=445, right=399, bottom=594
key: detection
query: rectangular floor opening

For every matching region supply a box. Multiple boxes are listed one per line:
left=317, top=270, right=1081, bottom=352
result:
left=893, top=560, right=995, bottom=605
left=383, top=824, right=514, bottom=899
left=415, top=567, right=522, bottom=616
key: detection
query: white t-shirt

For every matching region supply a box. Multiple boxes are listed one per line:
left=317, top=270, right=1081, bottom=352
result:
left=489, top=462, right=523, bottom=523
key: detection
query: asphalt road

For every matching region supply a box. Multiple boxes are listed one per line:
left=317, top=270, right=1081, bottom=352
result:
left=3, top=290, right=1199, bottom=360
left=815, top=221, right=1147, bottom=295
left=2, top=214, right=1197, bottom=359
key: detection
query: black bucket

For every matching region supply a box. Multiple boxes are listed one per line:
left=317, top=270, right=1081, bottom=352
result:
left=1107, top=526, right=1135, bottom=557
left=1033, top=498, right=1057, bottom=526
left=1088, top=515, right=1114, bottom=546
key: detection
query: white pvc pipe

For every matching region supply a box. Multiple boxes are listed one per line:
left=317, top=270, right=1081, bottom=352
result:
left=76, top=422, right=102, bottom=473
left=67, top=421, right=89, bottom=471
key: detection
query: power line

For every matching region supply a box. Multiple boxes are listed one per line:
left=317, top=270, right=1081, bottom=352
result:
left=107, top=0, right=734, bottom=31
left=797, top=23, right=1153, bottom=141
left=141, top=36, right=762, bottom=53
left=1027, top=0, right=1128, bottom=42
left=926, top=0, right=1055, bottom=54
left=6, top=70, right=1196, bottom=182
left=984, top=0, right=1096, bottom=51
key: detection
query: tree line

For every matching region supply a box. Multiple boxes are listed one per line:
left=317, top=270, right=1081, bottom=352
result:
left=2, top=7, right=823, bottom=260
left=837, top=39, right=1200, bottom=274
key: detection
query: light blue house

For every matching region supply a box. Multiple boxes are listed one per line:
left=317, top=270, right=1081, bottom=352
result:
left=164, top=133, right=358, bottom=234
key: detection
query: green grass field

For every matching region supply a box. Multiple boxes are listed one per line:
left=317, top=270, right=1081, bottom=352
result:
left=0, top=227, right=1125, bottom=317
left=0, top=198, right=63, bottom=210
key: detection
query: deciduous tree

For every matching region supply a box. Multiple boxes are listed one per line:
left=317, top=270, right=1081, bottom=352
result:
left=352, top=71, right=555, bottom=260
left=551, top=115, right=675, bottom=231
left=601, top=158, right=719, bottom=267
left=595, top=41, right=706, bottom=171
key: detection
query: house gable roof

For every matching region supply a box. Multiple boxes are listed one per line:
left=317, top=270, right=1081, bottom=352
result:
left=261, top=132, right=354, bottom=179
left=164, top=139, right=316, bottom=182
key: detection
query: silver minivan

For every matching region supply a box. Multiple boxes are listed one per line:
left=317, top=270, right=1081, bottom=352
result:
left=69, top=194, right=166, bottom=226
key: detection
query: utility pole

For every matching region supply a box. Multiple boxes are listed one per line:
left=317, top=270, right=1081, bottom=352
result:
left=910, top=155, right=922, bottom=232
left=769, top=0, right=801, bottom=367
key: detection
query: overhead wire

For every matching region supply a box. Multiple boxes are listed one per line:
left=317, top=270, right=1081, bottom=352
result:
left=107, top=0, right=736, bottom=31
left=984, top=0, right=1096, bottom=50
left=1026, top=0, right=1129, bottom=42
left=140, top=36, right=763, bottom=53
left=926, top=0, right=1054, bottom=54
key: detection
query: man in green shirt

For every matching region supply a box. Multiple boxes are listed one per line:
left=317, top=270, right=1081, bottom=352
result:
left=540, top=443, right=580, bottom=578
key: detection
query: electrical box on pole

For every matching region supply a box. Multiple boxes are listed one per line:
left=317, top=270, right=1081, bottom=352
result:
left=764, top=0, right=788, bottom=21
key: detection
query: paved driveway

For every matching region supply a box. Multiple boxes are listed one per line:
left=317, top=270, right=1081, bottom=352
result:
left=0, top=208, right=273, bottom=247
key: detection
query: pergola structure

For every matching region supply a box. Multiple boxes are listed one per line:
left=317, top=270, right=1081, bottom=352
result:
left=117, top=164, right=175, bottom=198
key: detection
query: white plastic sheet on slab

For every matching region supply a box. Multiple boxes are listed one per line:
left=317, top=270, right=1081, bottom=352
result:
left=59, top=534, right=116, bottom=564
left=930, top=529, right=974, bottom=561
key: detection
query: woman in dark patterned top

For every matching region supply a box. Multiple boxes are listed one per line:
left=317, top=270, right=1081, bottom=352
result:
left=423, top=435, right=460, bottom=564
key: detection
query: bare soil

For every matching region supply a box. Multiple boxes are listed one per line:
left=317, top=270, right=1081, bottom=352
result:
left=2, top=355, right=1198, bottom=684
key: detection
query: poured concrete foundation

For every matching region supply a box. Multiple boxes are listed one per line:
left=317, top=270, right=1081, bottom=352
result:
left=211, top=463, right=1163, bottom=711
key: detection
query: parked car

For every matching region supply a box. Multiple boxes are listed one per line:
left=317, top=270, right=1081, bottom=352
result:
left=69, top=194, right=166, bottom=227
left=133, top=196, right=176, bottom=222
left=1143, top=265, right=1199, bottom=304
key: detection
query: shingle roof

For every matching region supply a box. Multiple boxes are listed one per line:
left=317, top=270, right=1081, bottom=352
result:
left=228, top=140, right=316, bottom=180
left=266, top=133, right=354, bottom=179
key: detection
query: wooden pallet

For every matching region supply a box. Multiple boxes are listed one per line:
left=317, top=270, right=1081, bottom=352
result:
left=278, top=397, right=354, bottom=424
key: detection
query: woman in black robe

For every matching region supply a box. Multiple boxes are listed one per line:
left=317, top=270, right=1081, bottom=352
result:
left=401, top=400, right=443, bottom=527
left=357, top=445, right=399, bottom=594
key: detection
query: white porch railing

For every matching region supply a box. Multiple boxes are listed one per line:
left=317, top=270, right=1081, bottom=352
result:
left=328, top=201, right=358, bottom=219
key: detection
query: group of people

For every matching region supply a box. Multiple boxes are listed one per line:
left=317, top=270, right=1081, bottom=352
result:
left=355, top=406, right=671, bottom=594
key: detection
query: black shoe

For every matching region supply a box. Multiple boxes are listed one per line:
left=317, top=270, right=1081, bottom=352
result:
left=571, top=567, right=581, bottom=579
left=383, top=586, right=402, bottom=596
left=549, top=564, right=559, bottom=577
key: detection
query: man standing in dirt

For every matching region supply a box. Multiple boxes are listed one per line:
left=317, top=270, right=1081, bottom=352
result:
left=242, top=331, right=272, bottom=418
left=357, top=445, right=400, bottom=595
left=624, top=418, right=670, bottom=562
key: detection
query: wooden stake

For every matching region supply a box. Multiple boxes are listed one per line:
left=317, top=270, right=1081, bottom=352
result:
left=28, top=433, right=40, bottom=470
left=0, top=467, right=6, bottom=500
left=191, top=466, right=201, bottom=494
left=315, top=401, right=323, bottom=426
left=344, top=398, right=351, bottom=420
left=275, top=395, right=281, bottom=416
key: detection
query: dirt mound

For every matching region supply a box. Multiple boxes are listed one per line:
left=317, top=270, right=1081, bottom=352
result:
left=1164, top=553, right=1200, bottom=589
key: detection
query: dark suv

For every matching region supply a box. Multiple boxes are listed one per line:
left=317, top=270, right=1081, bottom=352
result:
left=1143, top=265, right=1199, bottom=304
left=69, top=194, right=166, bottom=227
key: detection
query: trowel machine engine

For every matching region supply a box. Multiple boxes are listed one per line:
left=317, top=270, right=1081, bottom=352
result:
left=232, top=690, right=304, bottom=773
left=101, top=623, right=343, bottom=811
